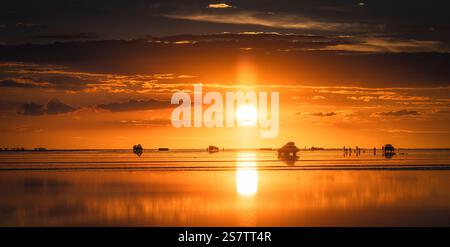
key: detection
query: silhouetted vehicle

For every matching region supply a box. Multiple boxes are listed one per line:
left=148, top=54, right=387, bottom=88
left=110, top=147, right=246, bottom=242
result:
left=382, top=144, right=396, bottom=158
left=133, top=144, right=143, bottom=157
left=207, top=145, right=219, bottom=153
left=311, top=146, right=324, bottom=151
left=278, top=142, right=300, bottom=160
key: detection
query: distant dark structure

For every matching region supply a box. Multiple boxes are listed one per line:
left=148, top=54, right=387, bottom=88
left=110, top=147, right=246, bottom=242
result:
left=278, top=142, right=300, bottom=159
left=207, top=145, right=219, bottom=153
left=0, top=147, right=27, bottom=152
left=382, top=144, right=396, bottom=158
left=158, top=148, right=169, bottom=151
left=133, top=144, right=143, bottom=157
left=310, top=146, right=324, bottom=151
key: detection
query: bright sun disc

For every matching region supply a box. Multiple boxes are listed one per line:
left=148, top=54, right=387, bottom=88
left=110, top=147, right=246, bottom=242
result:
left=236, top=105, right=258, bottom=126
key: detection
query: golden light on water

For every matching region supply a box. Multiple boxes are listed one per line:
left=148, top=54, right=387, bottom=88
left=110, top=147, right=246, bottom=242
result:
left=236, top=152, right=258, bottom=196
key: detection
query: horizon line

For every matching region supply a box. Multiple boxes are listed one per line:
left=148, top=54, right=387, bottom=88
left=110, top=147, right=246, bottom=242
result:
left=2, top=147, right=450, bottom=151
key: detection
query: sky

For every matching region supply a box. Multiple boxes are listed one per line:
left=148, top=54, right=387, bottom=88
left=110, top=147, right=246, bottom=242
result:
left=0, top=0, right=450, bottom=149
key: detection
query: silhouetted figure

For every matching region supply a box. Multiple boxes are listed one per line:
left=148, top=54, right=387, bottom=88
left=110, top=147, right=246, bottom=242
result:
left=373, top=147, right=376, bottom=155
left=133, top=144, right=143, bottom=157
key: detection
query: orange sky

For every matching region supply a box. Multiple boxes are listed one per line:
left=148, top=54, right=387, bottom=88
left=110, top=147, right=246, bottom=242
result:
left=1, top=33, right=450, bottom=149
left=1, top=61, right=449, bottom=149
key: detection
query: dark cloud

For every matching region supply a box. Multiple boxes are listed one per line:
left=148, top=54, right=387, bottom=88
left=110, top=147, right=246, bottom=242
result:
left=0, top=62, right=198, bottom=93
left=19, top=98, right=77, bottom=116
left=310, top=112, right=337, bottom=117
left=0, top=75, right=97, bottom=91
left=33, top=33, right=99, bottom=40
left=97, top=99, right=170, bottom=112
left=1, top=35, right=450, bottom=87
left=15, top=23, right=39, bottom=28
left=31, top=75, right=95, bottom=91
left=1, top=0, right=449, bottom=46
left=46, top=98, right=76, bottom=115
left=0, top=79, right=37, bottom=88
left=21, top=103, right=45, bottom=116
left=152, top=32, right=348, bottom=50
left=375, top=109, right=420, bottom=116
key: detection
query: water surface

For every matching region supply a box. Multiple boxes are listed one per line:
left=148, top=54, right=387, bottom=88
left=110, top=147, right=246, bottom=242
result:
left=0, top=149, right=449, bottom=226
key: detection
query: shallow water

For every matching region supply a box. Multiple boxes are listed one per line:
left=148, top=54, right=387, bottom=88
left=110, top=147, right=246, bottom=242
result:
left=0, top=149, right=449, bottom=226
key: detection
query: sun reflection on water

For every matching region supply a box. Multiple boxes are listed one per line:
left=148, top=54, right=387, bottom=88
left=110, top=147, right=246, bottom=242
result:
left=236, top=152, right=258, bottom=197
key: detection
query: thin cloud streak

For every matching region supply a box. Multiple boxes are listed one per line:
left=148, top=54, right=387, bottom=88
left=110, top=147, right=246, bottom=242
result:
left=363, top=128, right=450, bottom=134
left=163, top=11, right=384, bottom=32
left=323, top=37, right=450, bottom=53
left=207, top=3, right=233, bottom=9
left=372, top=109, right=420, bottom=117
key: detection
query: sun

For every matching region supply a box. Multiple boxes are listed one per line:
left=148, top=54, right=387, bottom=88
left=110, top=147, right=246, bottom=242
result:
left=236, top=105, right=258, bottom=126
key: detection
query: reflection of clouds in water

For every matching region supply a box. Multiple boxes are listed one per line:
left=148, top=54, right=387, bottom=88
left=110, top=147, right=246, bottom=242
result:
left=1, top=156, right=450, bottom=226
left=236, top=152, right=258, bottom=197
